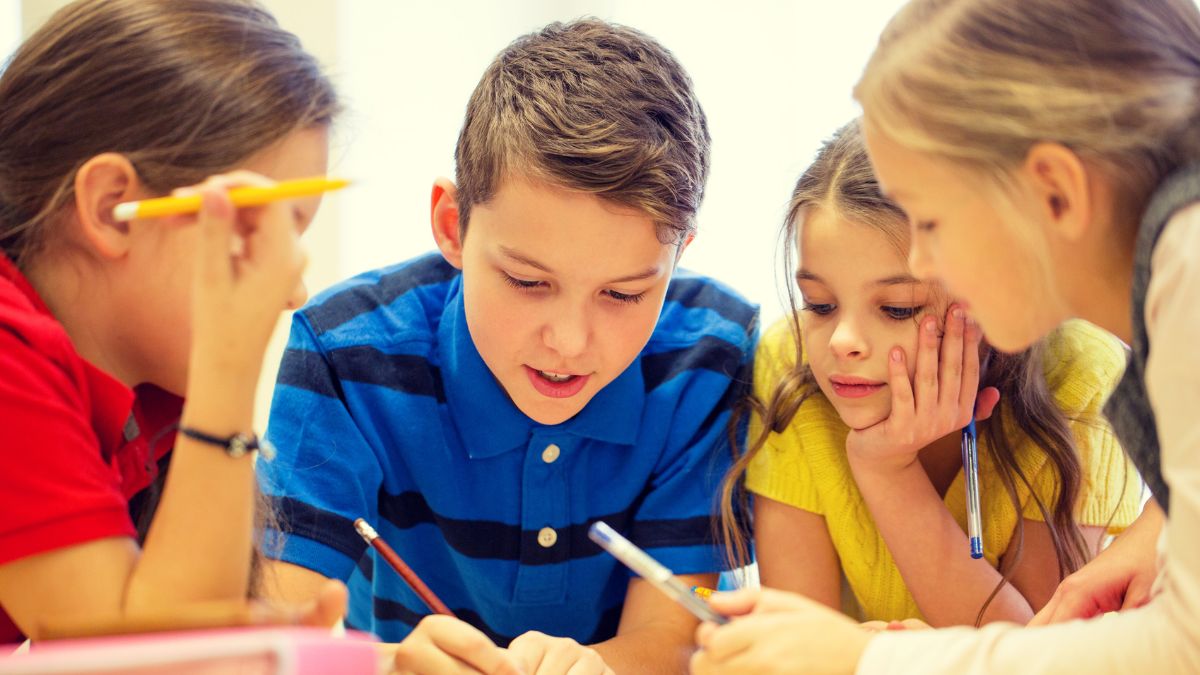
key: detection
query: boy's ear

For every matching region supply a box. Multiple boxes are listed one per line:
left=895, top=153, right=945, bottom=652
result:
left=430, top=177, right=464, bottom=269
left=1021, top=142, right=1092, bottom=242
left=674, top=232, right=695, bottom=263
left=72, top=153, right=142, bottom=259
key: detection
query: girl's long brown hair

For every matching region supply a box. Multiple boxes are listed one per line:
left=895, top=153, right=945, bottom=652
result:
left=0, top=0, right=339, bottom=595
left=0, top=0, right=339, bottom=266
left=719, top=120, right=1103, bottom=624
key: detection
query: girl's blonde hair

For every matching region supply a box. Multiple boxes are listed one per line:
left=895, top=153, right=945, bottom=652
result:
left=720, top=120, right=1105, bottom=625
left=855, top=0, right=1200, bottom=225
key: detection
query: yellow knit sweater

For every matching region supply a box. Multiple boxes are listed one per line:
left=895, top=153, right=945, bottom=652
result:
left=745, top=317, right=1143, bottom=622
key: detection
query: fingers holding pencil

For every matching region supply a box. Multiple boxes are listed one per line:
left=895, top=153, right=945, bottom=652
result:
left=353, top=519, right=522, bottom=674
left=393, top=615, right=525, bottom=675
left=179, top=171, right=310, bottom=377
left=113, top=175, right=349, bottom=221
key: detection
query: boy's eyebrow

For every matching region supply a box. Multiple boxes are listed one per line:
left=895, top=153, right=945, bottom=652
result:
left=501, top=246, right=553, bottom=273
left=607, top=266, right=662, bottom=284
left=500, top=246, right=661, bottom=283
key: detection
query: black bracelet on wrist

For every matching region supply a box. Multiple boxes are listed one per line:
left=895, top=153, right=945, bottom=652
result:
left=178, top=426, right=275, bottom=460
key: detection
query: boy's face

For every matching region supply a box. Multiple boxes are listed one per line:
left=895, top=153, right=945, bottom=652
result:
left=452, top=176, right=681, bottom=425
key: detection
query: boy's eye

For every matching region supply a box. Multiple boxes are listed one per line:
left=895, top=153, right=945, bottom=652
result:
left=916, top=220, right=937, bottom=232
left=802, top=302, right=835, bottom=316
left=606, top=289, right=645, bottom=304
left=882, top=305, right=922, bottom=320
left=502, top=272, right=544, bottom=291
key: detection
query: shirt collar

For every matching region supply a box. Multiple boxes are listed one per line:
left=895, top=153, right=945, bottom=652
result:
left=436, top=279, right=644, bottom=459
left=0, top=254, right=51, bottom=315
left=0, top=254, right=136, bottom=455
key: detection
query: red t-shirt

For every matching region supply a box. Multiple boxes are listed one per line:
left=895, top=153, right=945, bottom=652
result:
left=0, top=255, right=181, bottom=644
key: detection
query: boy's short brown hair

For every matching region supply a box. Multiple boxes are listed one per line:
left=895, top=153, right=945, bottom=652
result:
left=454, top=19, right=710, bottom=244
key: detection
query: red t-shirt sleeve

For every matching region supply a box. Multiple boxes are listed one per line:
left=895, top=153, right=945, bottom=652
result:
left=0, top=326, right=135, bottom=566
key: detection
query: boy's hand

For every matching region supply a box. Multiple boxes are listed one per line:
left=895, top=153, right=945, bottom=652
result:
left=690, top=589, right=869, bottom=675
left=391, top=615, right=524, bottom=675
left=1030, top=499, right=1164, bottom=625
left=507, top=631, right=613, bottom=675
left=845, top=305, right=999, bottom=473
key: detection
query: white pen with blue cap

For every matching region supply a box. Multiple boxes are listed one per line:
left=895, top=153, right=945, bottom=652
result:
left=588, top=520, right=728, bottom=624
left=962, top=415, right=984, bottom=559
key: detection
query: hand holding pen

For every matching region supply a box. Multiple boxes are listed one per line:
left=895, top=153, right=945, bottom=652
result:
left=354, top=519, right=526, bottom=675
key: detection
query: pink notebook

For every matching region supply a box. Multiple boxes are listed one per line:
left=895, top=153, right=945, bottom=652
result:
left=0, top=627, right=379, bottom=674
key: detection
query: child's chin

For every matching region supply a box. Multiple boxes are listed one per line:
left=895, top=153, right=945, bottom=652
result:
left=838, top=407, right=889, bottom=432
left=515, top=395, right=591, bottom=426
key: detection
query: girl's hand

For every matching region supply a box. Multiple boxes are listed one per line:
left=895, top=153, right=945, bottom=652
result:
left=179, top=172, right=308, bottom=379
left=1029, top=499, right=1164, bottom=625
left=391, top=615, right=525, bottom=675
left=690, top=589, right=869, bottom=675
left=39, top=580, right=348, bottom=639
left=506, top=631, right=612, bottom=675
left=256, top=578, right=348, bottom=629
left=845, top=305, right=999, bottom=473
left=860, top=618, right=931, bottom=632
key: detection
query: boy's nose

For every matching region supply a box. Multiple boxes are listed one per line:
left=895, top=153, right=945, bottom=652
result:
left=543, top=305, right=590, bottom=358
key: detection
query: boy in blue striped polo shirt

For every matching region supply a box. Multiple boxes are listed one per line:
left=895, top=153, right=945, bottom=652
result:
left=258, top=19, right=757, bottom=675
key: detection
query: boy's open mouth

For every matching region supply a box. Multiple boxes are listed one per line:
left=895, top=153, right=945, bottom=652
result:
left=525, top=366, right=590, bottom=398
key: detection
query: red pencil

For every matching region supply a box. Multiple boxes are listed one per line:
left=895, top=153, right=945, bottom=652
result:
left=353, top=518, right=454, bottom=617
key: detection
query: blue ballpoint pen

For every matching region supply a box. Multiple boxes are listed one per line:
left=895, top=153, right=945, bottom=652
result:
left=962, top=416, right=984, bottom=559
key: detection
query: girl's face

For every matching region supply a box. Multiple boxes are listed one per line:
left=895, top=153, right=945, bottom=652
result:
left=131, top=126, right=329, bottom=395
left=861, top=116, right=1069, bottom=352
left=797, top=208, right=944, bottom=430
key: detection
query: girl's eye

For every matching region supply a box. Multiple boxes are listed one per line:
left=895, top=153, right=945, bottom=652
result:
left=916, top=220, right=937, bottom=232
left=802, top=302, right=835, bottom=316
left=502, top=273, right=544, bottom=291
left=882, top=305, right=922, bottom=320
left=606, top=290, right=645, bottom=304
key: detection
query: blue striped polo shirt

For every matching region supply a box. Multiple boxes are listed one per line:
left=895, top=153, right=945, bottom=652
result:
left=259, top=252, right=757, bottom=645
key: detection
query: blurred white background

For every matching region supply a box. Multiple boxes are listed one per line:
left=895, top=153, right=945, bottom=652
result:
left=6, top=0, right=905, bottom=430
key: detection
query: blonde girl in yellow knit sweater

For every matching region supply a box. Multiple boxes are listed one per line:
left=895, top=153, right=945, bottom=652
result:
left=719, top=120, right=1140, bottom=628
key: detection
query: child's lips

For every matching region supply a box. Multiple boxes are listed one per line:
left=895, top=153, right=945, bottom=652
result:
left=525, top=366, right=590, bottom=398
left=829, top=376, right=885, bottom=399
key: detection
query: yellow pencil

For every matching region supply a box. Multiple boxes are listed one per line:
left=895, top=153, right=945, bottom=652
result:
left=112, top=176, right=350, bottom=221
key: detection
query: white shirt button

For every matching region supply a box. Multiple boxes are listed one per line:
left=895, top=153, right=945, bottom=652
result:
left=537, top=527, right=558, bottom=548
left=542, top=444, right=561, bottom=463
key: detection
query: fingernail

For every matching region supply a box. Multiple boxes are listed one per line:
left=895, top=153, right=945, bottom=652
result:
left=202, top=189, right=233, bottom=220
left=891, top=347, right=903, bottom=362
left=952, top=306, right=964, bottom=320
left=924, top=318, right=937, bottom=333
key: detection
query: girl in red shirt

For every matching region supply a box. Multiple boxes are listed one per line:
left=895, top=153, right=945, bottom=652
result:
left=0, top=0, right=337, bottom=643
